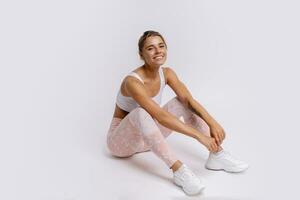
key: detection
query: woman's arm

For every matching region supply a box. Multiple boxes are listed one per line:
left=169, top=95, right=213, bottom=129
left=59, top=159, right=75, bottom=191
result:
left=164, top=67, right=225, bottom=145
left=188, top=98, right=226, bottom=146
left=125, top=76, right=219, bottom=152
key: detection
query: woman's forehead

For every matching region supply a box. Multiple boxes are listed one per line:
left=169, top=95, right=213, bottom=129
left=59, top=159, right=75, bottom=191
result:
left=144, top=36, right=164, bottom=46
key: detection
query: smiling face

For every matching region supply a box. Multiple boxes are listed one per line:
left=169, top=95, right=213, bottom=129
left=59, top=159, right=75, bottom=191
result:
left=140, top=36, right=167, bottom=67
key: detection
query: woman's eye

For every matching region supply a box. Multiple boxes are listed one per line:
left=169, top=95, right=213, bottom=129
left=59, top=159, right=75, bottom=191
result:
left=147, top=48, right=153, bottom=51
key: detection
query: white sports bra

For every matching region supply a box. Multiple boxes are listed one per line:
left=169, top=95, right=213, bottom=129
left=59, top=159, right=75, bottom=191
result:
left=116, top=67, right=166, bottom=112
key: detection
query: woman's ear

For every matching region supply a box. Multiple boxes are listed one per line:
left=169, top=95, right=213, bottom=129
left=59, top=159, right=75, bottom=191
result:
left=139, top=52, right=144, bottom=60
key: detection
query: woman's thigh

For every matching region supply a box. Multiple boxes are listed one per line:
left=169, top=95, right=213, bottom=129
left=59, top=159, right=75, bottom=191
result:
left=107, top=116, right=145, bottom=157
left=106, top=105, right=175, bottom=157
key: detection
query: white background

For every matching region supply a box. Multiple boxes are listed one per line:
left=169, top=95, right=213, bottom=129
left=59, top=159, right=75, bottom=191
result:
left=0, top=0, right=299, bottom=199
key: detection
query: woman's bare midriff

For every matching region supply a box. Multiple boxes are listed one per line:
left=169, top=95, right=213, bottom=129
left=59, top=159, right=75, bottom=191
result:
left=113, top=105, right=129, bottom=119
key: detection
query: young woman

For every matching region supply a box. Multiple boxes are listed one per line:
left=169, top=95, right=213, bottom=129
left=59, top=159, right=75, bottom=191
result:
left=106, top=31, right=248, bottom=196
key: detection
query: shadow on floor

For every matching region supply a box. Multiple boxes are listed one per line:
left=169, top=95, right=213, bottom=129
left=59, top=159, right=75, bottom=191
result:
left=172, top=195, right=251, bottom=200
left=103, top=147, right=173, bottom=183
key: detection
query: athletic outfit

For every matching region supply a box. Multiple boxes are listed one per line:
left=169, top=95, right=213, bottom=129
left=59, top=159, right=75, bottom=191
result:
left=106, top=67, right=211, bottom=167
left=106, top=66, right=249, bottom=195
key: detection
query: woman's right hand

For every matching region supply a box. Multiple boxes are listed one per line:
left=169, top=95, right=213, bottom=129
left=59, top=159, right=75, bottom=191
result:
left=197, top=135, right=219, bottom=153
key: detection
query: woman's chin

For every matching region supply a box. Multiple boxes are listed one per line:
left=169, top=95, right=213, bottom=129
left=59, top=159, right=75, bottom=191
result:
left=145, top=59, right=166, bottom=67
left=152, top=60, right=166, bottom=66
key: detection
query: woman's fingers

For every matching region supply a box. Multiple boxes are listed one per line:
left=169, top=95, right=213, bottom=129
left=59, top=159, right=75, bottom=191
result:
left=218, top=130, right=225, bottom=144
left=214, top=142, right=219, bottom=152
left=210, top=139, right=218, bottom=153
left=216, top=136, right=221, bottom=146
left=213, top=132, right=222, bottom=146
left=205, top=137, right=222, bottom=153
left=217, top=134, right=225, bottom=146
left=222, top=130, right=226, bottom=140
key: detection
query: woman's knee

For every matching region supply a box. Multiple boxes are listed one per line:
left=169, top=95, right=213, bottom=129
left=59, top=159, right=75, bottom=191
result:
left=128, top=107, right=159, bottom=133
left=163, top=97, right=190, bottom=120
left=129, top=107, right=153, bottom=121
left=167, top=97, right=187, bottom=110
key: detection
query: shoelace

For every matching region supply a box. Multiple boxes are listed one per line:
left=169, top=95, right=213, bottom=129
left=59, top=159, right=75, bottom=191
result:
left=222, top=151, right=241, bottom=163
left=181, top=167, right=197, bottom=182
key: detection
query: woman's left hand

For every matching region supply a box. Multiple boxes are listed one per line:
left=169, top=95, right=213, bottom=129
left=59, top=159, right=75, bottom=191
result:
left=209, top=122, right=226, bottom=146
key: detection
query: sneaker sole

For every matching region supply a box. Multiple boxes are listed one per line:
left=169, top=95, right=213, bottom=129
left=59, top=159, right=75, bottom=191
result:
left=174, top=182, right=205, bottom=196
left=186, top=186, right=205, bottom=196
left=205, top=165, right=249, bottom=173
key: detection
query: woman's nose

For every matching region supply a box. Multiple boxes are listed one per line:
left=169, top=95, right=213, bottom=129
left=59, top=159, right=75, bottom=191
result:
left=155, top=47, right=162, bottom=54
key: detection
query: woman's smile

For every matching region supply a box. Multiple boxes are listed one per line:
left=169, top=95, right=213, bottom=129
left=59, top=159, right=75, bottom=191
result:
left=153, top=55, right=164, bottom=60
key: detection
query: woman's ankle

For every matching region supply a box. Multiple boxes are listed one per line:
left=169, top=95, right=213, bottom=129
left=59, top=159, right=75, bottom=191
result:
left=171, top=160, right=183, bottom=172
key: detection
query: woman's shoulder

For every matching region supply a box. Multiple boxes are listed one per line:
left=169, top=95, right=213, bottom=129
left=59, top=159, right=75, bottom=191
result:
left=122, top=65, right=176, bottom=84
left=122, top=67, right=144, bottom=86
left=119, top=73, right=143, bottom=97
left=161, top=66, right=178, bottom=83
left=162, top=66, right=176, bottom=73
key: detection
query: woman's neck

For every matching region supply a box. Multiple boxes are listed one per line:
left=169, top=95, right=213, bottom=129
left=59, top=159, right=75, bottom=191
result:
left=141, top=64, right=160, bottom=80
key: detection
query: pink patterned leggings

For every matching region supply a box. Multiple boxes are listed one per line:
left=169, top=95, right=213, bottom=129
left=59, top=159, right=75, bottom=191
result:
left=106, top=97, right=210, bottom=168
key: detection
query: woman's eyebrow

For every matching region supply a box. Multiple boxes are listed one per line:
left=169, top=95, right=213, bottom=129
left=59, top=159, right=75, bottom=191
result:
left=145, top=43, right=165, bottom=49
left=145, top=44, right=154, bottom=49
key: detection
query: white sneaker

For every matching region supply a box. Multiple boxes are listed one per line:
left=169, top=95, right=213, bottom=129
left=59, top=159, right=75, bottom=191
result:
left=205, top=150, right=249, bottom=173
left=173, top=164, right=205, bottom=195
